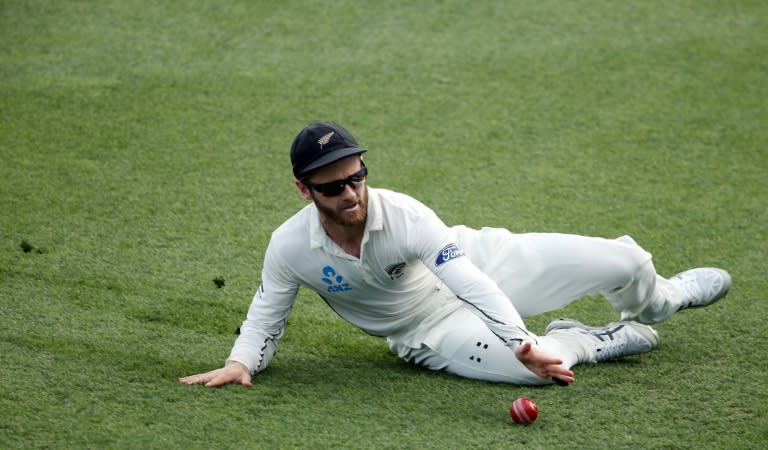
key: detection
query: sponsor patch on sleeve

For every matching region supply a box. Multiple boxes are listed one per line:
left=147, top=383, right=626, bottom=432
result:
left=435, top=243, right=465, bottom=266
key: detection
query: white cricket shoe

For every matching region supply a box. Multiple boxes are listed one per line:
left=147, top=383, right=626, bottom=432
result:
left=671, top=268, right=731, bottom=312
left=545, top=319, right=659, bottom=362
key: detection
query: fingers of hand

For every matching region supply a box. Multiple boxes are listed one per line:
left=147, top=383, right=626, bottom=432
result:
left=204, top=369, right=233, bottom=387
left=514, top=341, right=574, bottom=383
left=180, top=366, right=253, bottom=388
left=180, top=369, right=227, bottom=386
left=549, top=366, right=575, bottom=384
left=179, top=373, right=212, bottom=385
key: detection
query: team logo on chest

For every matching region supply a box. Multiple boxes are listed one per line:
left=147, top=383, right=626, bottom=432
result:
left=385, top=262, right=407, bottom=280
left=321, top=266, right=352, bottom=292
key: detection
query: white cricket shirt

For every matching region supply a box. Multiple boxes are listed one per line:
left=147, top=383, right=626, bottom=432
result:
left=228, top=188, right=530, bottom=373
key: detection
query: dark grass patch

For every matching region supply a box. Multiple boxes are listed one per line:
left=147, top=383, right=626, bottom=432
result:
left=19, top=240, right=43, bottom=254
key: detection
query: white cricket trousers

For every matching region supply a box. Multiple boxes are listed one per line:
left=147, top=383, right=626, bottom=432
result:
left=389, top=227, right=680, bottom=385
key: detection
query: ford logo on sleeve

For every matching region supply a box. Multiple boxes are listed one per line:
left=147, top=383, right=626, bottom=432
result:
left=435, top=243, right=465, bottom=266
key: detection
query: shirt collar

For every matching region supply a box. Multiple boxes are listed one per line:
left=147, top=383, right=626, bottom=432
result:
left=308, top=187, right=383, bottom=250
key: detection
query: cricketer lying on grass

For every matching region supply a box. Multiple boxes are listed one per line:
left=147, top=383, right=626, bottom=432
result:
left=180, top=121, right=731, bottom=387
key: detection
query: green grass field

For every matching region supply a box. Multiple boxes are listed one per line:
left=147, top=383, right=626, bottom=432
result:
left=2, top=0, right=767, bottom=448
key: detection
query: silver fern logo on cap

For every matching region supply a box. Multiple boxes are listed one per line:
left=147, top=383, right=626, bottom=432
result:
left=317, top=131, right=335, bottom=149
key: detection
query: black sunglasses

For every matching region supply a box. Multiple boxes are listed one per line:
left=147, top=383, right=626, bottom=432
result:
left=303, top=165, right=368, bottom=197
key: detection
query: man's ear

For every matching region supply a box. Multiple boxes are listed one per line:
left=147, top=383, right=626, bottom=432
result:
left=295, top=180, right=313, bottom=200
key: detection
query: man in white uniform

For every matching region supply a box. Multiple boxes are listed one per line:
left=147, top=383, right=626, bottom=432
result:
left=181, top=122, right=731, bottom=387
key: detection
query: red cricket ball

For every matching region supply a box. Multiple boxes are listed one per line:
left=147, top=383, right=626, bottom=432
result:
left=509, top=396, right=538, bottom=425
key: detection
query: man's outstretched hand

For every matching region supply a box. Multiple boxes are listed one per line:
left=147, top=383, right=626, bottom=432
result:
left=179, top=361, right=253, bottom=388
left=515, top=341, right=575, bottom=385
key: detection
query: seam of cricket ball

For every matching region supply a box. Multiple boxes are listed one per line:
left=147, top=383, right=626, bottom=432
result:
left=514, top=400, right=531, bottom=423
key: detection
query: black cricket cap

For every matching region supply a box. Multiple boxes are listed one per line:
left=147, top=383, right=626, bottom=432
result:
left=290, top=121, right=367, bottom=178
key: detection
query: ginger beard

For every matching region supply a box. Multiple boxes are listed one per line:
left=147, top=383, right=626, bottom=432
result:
left=311, top=184, right=368, bottom=228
